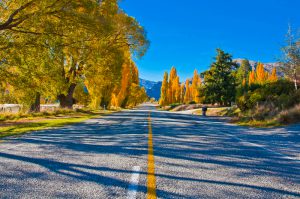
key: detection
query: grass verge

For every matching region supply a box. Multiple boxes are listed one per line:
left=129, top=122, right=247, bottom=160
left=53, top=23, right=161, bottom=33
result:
left=232, top=117, right=281, bottom=128
left=0, top=110, right=114, bottom=138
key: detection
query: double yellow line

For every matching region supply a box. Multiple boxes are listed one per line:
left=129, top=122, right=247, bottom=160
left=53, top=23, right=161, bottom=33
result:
left=147, top=112, right=157, bottom=199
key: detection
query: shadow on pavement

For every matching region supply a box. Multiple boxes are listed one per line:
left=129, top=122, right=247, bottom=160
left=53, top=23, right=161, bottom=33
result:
left=0, top=106, right=299, bottom=198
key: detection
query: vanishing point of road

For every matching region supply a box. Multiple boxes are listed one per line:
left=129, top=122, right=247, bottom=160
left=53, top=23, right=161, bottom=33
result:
left=0, top=103, right=299, bottom=198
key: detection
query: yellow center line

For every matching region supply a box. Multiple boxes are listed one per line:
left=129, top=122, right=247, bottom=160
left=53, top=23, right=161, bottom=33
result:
left=147, top=112, right=157, bottom=199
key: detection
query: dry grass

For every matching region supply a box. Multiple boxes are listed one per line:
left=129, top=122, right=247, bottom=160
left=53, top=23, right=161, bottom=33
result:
left=278, top=104, right=300, bottom=124
left=0, top=109, right=75, bottom=122
left=233, top=117, right=280, bottom=128
left=233, top=104, right=300, bottom=127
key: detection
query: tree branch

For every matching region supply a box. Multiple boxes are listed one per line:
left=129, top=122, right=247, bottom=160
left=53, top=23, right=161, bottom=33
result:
left=0, top=0, right=37, bottom=30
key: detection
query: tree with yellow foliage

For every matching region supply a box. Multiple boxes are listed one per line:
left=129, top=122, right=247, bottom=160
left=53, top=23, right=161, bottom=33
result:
left=184, top=80, right=192, bottom=104
left=110, top=57, right=146, bottom=108
left=173, top=76, right=181, bottom=103
left=248, top=70, right=256, bottom=85
left=180, top=83, right=185, bottom=103
left=116, top=61, right=131, bottom=107
left=191, top=69, right=202, bottom=103
left=159, top=72, right=169, bottom=106
left=168, top=67, right=178, bottom=103
left=256, top=63, right=268, bottom=84
left=0, top=0, right=149, bottom=111
left=268, top=68, right=278, bottom=82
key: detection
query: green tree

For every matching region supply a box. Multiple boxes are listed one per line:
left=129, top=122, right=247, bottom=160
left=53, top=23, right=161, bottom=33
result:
left=203, top=49, right=237, bottom=105
left=235, top=59, right=252, bottom=99
left=236, top=59, right=251, bottom=84
left=183, top=80, right=191, bottom=104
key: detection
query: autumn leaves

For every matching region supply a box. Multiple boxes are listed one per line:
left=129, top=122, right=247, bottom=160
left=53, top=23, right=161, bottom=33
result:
left=0, top=1, right=149, bottom=111
left=248, top=63, right=278, bottom=86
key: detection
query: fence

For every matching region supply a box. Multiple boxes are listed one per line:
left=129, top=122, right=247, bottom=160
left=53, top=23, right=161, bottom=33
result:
left=40, top=104, right=60, bottom=112
left=0, top=104, right=22, bottom=113
left=0, top=104, right=61, bottom=113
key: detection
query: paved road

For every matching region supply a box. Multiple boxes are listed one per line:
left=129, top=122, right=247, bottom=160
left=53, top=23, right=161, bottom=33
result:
left=0, top=103, right=299, bottom=198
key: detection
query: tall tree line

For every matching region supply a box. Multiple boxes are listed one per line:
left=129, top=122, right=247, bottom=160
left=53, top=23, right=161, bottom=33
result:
left=159, top=49, right=281, bottom=107
left=159, top=67, right=202, bottom=106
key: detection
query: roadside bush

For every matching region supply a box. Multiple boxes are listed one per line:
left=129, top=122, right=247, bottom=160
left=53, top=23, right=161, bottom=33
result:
left=283, top=89, right=300, bottom=108
left=251, top=102, right=279, bottom=120
left=236, top=96, right=248, bottom=112
left=237, top=79, right=297, bottom=111
left=189, top=101, right=196, bottom=105
left=249, top=92, right=263, bottom=107
left=236, top=92, right=263, bottom=111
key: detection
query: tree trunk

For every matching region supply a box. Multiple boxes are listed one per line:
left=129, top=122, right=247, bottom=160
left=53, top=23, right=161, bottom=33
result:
left=58, top=83, right=77, bottom=109
left=29, top=92, right=41, bottom=113
left=294, top=68, right=298, bottom=90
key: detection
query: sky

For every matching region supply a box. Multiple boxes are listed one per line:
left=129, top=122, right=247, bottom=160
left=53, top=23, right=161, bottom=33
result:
left=120, top=0, right=300, bottom=82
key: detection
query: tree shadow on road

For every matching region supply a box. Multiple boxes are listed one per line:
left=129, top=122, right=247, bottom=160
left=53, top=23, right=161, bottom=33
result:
left=0, top=110, right=299, bottom=198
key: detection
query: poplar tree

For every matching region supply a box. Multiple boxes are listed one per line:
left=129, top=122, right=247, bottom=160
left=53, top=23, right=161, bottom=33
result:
left=191, top=69, right=201, bottom=103
left=180, top=83, right=185, bottom=103
left=173, top=76, right=181, bottom=103
left=248, top=69, right=255, bottom=85
left=169, top=67, right=177, bottom=103
left=269, top=68, right=278, bottom=82
left=256, top=63, right=268, bottom=84
left=184, top=80, right=191, bottom=104
left=159, top=72, right=169, bottom=106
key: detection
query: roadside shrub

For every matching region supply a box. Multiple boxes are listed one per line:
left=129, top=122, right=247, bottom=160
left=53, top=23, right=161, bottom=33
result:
left=249, top=92, right=263, bottom=107
left=236, top=92, right=263, bottom=111
left=251, top=102, right=279, bottom=120
left=189, top=101, right=196, bottom=105
left=277, top=94, right=290, bottom=109
left=283, top=89, right=300, bottom=108
left=236, top=96, right=248, bottom=112
left=237, top=79, right=297, bottom=112
left=264, top=79, right=295, bottom=96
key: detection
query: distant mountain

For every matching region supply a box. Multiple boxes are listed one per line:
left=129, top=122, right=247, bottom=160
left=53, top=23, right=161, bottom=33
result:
left=139, top=78, right=161, bottom=100
left=139, top=78, right=157, bottom=90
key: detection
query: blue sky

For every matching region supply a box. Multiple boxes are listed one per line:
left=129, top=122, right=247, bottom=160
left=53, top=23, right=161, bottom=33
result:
left=120, top=0, right=300, bottom=82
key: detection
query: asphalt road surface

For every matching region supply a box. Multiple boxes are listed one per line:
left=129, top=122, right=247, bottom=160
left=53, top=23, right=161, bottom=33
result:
left=0, top=103, right=299, bottom=198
